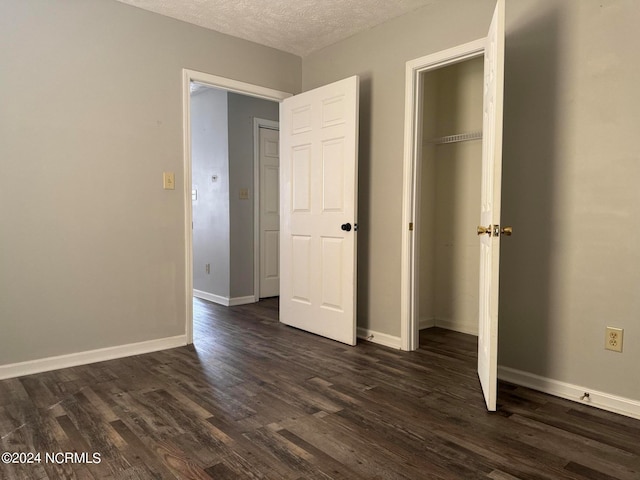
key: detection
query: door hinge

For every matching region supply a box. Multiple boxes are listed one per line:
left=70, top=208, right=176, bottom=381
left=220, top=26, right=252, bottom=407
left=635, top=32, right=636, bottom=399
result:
left=409, top=222, right=414, bottom=231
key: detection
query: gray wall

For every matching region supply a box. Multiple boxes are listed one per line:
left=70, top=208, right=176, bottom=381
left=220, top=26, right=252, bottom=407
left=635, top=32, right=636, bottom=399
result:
left=303, top=0, right=640, bottom=401
left=191, top=88, right=230, bottom=297
left=227, top=93, right=279, bottom=298
left=0, top=0, right=300, bottom=365
left=499, top=0, right=640, bottom=399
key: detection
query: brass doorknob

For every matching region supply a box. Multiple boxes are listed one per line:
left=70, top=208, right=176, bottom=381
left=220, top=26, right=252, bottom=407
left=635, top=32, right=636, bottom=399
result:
left=500, top=226, right=513, bottom=236
left=477, top=226, right=492, bottom=236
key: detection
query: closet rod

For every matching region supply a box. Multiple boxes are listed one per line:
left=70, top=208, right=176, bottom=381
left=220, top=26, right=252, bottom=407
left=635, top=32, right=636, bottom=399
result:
left=426, top=130, right=482, bottom=145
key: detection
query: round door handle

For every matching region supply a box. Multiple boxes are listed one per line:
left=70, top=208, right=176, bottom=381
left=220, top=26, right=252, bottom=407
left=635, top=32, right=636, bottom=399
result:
left=477, top=225, right=492, bottom=236
left=341, top=223, right=352, bottom=232
left=500, top=226, right=513, bottom=236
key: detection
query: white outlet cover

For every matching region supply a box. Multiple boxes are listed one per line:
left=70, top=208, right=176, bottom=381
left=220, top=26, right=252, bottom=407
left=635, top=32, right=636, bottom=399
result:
left=605, top=327, right=623, bottom=353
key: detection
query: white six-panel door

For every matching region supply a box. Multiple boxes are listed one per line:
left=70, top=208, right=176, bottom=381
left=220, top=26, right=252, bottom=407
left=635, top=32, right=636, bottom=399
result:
left=259, top=126, right=280, bottom=298
left=280, top=76, right=359, bottom=345
left=478, top=0, right=505, bottom=412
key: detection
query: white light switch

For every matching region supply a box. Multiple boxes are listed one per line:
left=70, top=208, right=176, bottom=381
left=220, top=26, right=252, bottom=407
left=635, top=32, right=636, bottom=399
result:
left=163, top=172, right=175, bottom=190
left=239, top=188, right=249, bottom=200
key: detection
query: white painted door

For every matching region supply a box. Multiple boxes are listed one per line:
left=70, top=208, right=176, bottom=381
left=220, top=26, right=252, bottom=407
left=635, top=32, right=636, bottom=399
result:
left=280, top=76, right=359, bottom=345
left=259, top=126, right=280, bottom=298
left=478, top=0, right=505, bottom=411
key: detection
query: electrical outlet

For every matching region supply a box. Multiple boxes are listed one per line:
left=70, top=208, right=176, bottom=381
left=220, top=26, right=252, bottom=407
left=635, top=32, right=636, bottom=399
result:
left=605, top=327, right=623, bottom=353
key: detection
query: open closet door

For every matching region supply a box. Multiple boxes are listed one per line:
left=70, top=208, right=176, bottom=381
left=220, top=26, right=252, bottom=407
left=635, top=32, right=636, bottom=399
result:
left=477, top=0, right=505, bottom=411
left=279, top=76, right=359, bottom=345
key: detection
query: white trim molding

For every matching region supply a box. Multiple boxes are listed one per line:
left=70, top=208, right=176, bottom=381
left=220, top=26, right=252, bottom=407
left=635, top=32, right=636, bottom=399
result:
left=0, top=335, right=187, bottom=381
left=357, top=328, right=402, bottom=350
left=193, top=289, right=230, bottom=306
left=419, top=318, right=477, bottom=335
left=499, top=366, right=640, bottom=420
left=432, top=319, right=478, bottom=336
left=229, top=296, right=257, bottom=307
left=193, top=290, right=256, bottom=307
left=419, top=317, right=436, bottom=330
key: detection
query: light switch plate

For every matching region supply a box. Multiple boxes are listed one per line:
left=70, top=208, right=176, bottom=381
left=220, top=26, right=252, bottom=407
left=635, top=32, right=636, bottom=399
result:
left=163, top=172, right=175, bottom=190
left=239, top=188, right=249, bottom=200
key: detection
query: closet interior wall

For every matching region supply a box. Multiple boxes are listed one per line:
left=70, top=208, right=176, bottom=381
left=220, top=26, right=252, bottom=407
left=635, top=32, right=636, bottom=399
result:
left=419, top=56, right=484, bottom=336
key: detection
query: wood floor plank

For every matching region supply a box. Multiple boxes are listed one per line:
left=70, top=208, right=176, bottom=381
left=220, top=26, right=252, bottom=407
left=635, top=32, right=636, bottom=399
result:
left=56, top=414, right=117, bottom=479
left=0, top=297, right=639, bottom=479
left=203, top=461, right=238, bottom=480
left=275, top=427, right=365, bottom=480
left=205, top=413, right=303, bottom=479
left=150, top=440, right=212, bottom=480
left=109, top=419, right=178, bottom=480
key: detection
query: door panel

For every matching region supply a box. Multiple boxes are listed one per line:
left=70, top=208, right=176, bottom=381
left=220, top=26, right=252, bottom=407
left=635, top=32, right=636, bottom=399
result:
left=280, top=76, right=359, bottom=346
left=321, top=236, right=345, bottom=311
left=292, top=145, right=312, bottom=212
left=263, top=231, right=279, bottom=279
left=322, top=139, right=346, bottom=211
left=478, top=0, right=505, bottom=411
left=290, top=235, right=311, bottom=303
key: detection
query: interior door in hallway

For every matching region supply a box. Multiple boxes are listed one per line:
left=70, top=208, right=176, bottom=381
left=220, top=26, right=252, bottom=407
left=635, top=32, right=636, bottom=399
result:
left=259, top=125, right=280, bottom=298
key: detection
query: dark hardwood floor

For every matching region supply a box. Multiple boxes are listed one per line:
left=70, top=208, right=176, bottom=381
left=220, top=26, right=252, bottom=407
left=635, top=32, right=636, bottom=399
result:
left=1, top=298, right=639, bottom=479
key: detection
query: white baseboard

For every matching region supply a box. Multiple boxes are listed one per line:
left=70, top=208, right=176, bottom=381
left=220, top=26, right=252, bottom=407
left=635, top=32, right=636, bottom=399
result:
left=498, top=366, right=640, bottom=420
left=419, top=317, right=478, bottom=336
left=434, top=319, right=478, bottom=336
left=0, top=335, right=187, bottom=381
left=357, top=327, right=402, bottom=349
left=193, top=289, right=230, bottom=305
left=419, top=317, right=436, bottom=330
left=228, top=295, right=257, bottom=306
left=193, top=290, right=257, bottom=307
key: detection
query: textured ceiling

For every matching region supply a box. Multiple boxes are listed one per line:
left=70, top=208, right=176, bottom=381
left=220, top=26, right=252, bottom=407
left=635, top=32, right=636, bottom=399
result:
left=115, top=0, right=435, bottom=57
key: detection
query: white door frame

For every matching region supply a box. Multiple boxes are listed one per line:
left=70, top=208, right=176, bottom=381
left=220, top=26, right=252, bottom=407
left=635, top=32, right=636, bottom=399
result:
left=253, top=117, right=280, bottom=301
left=399, top=39, right=486, bottom=351
left=182, top=69, right=291, bottom=344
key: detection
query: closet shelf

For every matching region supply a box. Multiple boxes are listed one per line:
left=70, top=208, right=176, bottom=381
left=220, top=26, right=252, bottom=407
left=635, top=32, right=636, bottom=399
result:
left=425, top=130, right=482, bottom=145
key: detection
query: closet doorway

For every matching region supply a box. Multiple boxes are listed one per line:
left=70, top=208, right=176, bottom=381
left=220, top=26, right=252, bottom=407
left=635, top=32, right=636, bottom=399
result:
left=400, top=0, right=506, bottom=412
left=418, top=57, right=484, bottom=339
